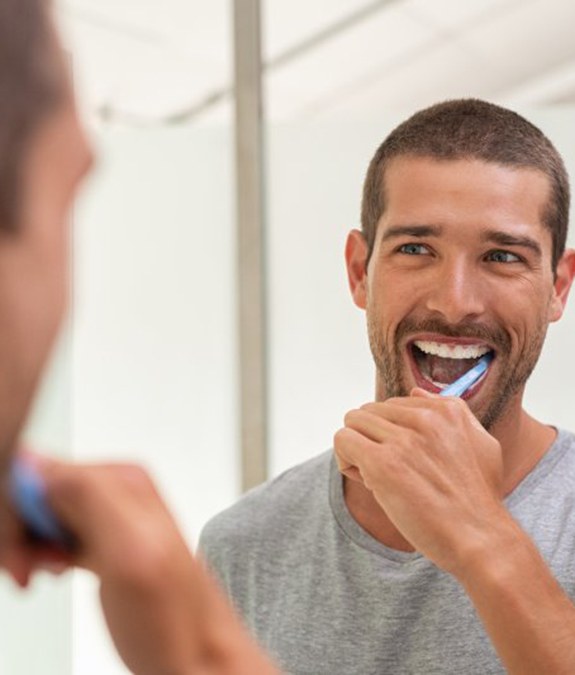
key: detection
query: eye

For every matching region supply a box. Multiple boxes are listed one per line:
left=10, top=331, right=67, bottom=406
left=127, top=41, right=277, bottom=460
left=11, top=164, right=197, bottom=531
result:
left=398, top=243, right=430, bottom=256
left=486, top=250, right=522, bottom=263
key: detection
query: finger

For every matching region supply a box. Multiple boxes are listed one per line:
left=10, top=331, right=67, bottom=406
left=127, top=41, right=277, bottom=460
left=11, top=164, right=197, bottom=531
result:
left=360, top=397, right=434, bottom=415
left=40, top=461, right=157, bottom=526
left=362, top=395, right=470, bottom=432
left=344, top=408, right=396, bottom=443
left=410, top=387, right=438, bottom=399
left=39, top=463, right=142, bottom=568
left=333, top=427, right=379, bottom=482
left=360, top=399, right=433, bottom=429
left=340, top=465, right=363, bottom=483
left=0, top=546, right=33, bottom=588
left=39, top=461, right=187, bottom=579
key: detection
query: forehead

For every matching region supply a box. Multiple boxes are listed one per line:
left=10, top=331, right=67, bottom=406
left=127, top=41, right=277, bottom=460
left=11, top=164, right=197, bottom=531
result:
left=380, top=156, right=552, bottom=241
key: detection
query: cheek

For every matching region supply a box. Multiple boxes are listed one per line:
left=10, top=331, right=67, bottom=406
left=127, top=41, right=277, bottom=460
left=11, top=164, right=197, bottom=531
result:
left=18, top=237, right=68, bottom=352
left=36, top=215, right=71, bottom=303
left=366, top=294, right=405, bottom=351
left=497, top=297, right=551, bottom=353
left=367, top=268, right=419, bottom=311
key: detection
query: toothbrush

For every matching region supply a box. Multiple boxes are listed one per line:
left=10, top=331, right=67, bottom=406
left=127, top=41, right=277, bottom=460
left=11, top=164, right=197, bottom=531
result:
left=439, top=352, right=493, bottom=398
left=9, top=457, right=74, bottom=549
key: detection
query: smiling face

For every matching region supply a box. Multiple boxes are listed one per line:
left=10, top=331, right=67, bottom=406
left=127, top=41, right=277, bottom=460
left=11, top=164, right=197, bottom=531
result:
left=346, top=156, right=575, bottom=430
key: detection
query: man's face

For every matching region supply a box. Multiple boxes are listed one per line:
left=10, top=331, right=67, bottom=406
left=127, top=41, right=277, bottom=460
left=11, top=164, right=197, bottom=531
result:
left=346, top=156, right=574, bottom=430
left=0, top=68, right=92, bottom=464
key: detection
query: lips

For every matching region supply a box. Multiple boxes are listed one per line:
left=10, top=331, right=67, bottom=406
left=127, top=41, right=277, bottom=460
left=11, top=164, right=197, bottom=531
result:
left=407, top=336, right=495, bottom=395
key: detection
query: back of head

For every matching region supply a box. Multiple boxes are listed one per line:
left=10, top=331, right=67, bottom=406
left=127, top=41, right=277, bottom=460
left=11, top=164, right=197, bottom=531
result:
left=0, top=0, right=62, bottom=230
left=361, top=99, right=570, bottom=269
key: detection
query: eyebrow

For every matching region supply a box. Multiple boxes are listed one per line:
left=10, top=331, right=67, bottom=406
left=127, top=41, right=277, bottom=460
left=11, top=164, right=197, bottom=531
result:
left=379, top=225, right=443, bottom=242
left=480, top=229, right=543, bottom=258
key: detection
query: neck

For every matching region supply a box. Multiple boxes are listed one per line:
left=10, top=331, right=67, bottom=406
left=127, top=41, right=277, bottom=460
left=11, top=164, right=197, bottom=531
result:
left=489, top=399, right=556, bottom=496
left=343, top=392, right=557, bottom=552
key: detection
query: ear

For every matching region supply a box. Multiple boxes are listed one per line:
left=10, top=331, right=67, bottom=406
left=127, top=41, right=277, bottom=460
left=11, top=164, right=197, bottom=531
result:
left=549, top=248, right=575, bottom=322
left=345, top=229, right=369, bottom=310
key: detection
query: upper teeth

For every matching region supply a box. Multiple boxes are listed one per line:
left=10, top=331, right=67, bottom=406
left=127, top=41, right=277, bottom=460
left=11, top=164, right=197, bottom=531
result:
left=414, top=340, right=491, bottom=359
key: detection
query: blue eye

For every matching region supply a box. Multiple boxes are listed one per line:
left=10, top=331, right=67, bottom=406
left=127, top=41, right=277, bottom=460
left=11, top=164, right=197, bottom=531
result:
left=487, top=250, right=521, bottom=263
left=399, top=243, right=429, bottom=255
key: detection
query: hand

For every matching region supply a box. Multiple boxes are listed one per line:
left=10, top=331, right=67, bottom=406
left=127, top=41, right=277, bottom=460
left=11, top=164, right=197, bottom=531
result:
left=334, top=389, right=508, bottom=577
left=1, top=456, right=278, bottom=675
left=0, top=450, right=70, bottom=587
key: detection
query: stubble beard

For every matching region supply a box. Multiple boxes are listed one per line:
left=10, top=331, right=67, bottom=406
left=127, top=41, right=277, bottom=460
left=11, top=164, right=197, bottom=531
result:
left=366, top=312, right=549, bottom=432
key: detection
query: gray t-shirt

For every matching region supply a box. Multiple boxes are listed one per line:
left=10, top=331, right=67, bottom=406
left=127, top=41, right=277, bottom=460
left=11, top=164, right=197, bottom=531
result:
left=199, top=429, right=575, bottom=674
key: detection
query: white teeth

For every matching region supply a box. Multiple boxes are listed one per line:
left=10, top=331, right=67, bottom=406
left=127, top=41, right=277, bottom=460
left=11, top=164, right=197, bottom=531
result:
left=414, top=340, right=491, bottom=359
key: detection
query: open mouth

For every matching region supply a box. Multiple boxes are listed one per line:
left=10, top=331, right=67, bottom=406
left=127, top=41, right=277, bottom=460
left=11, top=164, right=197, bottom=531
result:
left=409, top=339, right=495, bottom=395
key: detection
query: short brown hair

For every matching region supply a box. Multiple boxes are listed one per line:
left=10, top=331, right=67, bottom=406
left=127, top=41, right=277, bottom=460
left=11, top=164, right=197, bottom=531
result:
left=361, top=99, right=570, bottom=270
left=0, top=0, right=63, bottom=230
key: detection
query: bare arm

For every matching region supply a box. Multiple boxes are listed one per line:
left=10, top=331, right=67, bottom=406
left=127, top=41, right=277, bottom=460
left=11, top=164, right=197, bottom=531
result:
left=335, top=391, right=575, bottom=674
left=2, top=458, right=278, bottom=675
left=458, top=514, right=575, bottom=675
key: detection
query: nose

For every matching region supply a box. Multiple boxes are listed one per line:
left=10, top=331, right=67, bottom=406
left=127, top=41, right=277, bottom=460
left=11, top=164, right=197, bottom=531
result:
left=424, top=258, right=486, bottom=324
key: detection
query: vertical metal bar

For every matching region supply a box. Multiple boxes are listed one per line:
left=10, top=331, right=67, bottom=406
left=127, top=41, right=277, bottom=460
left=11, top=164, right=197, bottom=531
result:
left=233, top=0, right=268, bottom=491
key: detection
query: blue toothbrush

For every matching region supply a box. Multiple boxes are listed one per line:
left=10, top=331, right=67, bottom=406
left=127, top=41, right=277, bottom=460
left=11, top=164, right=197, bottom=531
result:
left=9, top=458, right=74, bottom=549
left=439, top=352, right=493, bottom=398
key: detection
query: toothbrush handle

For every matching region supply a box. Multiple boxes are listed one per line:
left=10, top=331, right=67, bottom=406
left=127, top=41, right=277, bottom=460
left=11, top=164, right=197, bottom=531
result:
left=440, top=353, right=492, bottom=398
left=9, top=458, right=75, bottom=550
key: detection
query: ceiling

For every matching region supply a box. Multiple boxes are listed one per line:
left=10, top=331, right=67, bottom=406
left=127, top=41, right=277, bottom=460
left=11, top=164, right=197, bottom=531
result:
left=55, top=0, right=575, bottom=126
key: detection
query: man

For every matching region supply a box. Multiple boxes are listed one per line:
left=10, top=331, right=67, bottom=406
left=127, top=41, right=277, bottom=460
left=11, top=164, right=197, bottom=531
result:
left=0, top=1, right=277, bottom=673
left=200, top=100, right=575, bottom=673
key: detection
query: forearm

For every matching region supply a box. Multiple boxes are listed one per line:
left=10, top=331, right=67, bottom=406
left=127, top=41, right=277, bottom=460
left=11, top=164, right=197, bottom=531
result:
left=35, top=459, right=280, bottom=675
left=204, top=626, right=280, bottom=675
left=457, top=516, right=575, bottom=675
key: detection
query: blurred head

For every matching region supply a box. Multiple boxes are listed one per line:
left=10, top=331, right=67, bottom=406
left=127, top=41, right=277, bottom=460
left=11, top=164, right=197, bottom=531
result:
left=0, top=0, right=62, bottom=228
left=361, top=99, right=570, bottom=272
left=0, top=0, right=93, bottom=467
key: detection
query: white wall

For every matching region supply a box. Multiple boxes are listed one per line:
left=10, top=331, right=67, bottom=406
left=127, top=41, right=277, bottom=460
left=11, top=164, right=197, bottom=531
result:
left=73, top=124, right=238, bottom=540
left=0, top=331, right=73, bottom=675
left=70, top=123, right=238, bottom=674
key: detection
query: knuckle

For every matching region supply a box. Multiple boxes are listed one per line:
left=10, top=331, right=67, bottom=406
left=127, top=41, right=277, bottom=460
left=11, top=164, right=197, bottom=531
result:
left=343, top=409, right=359, bottom=427
left=361, top=401, right=384, bottom=414
left=450, top=396, right=466, bottom=412
left=115, top=463, right=155, bottom=492
left=415, top=406, right=434, bottom=425
left=333, top=427, right=349, bottom=449
left=409, top=407, right=435, bottom=434
left=48, top=466, right=93, bottom=505
left=440, top=396, right=466, bottom=422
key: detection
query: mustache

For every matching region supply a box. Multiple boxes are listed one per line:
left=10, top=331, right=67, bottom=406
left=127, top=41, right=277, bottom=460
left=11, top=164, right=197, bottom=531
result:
left=395, top=317, right=511, bottom=354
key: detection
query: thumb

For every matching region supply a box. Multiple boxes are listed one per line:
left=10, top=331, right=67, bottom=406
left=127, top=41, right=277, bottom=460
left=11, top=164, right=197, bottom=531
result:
left=410, top=387, right=439, bottom=399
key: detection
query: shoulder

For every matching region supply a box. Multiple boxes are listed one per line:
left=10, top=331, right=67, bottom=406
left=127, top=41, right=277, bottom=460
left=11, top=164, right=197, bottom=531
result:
left=550, top=428, right=575, bottom=476
left=510, top=428, right=575, bottom=514
left=201, top=450, right=331, bottom=544
left=199, top=451, right=332, bottom=570
left=558, top=428, right=575, bottom=448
